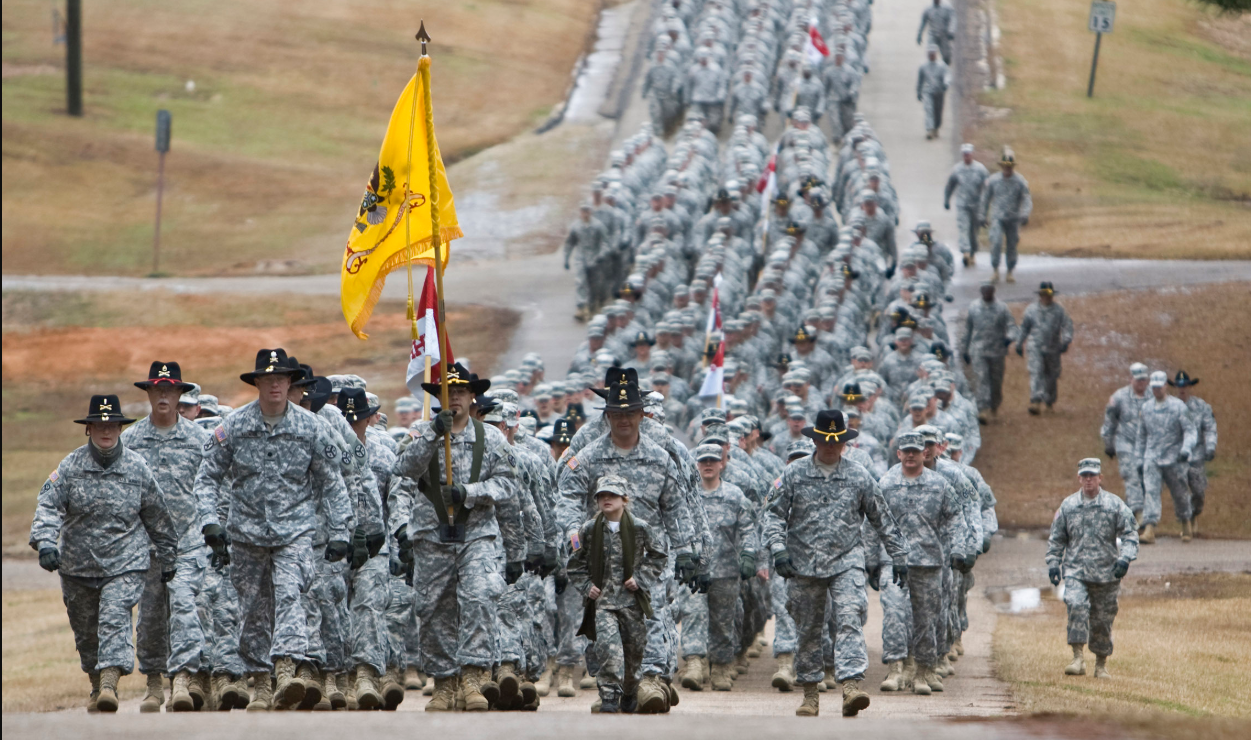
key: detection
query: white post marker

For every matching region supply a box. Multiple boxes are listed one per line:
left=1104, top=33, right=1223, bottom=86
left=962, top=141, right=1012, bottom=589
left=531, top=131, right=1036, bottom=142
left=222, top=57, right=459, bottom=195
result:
left=1087, top=1, right=1116, bottom=98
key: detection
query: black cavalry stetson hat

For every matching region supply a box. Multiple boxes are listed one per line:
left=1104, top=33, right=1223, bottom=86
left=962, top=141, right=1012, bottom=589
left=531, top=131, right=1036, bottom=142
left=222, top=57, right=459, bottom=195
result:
left=289, top=358, right=318, bottom=388
left=302, top=377, right=334, bottom=413
left=337, top=387, right=380, bottom=424
left=135, top=361, right=196, bottom=393
left=421, top=361, right=490, bottom=396
left=549, top=418, right=576, bottom=446
left=240, top=348, right=301, bottom=385
left=801, top=409, right=859, bottom=444
left=75, top=394, right=137, bottom=425
left=1168, top=370, right=1199, bottom=388
left=592, top=367, right=639, bottom=399
left=598, top=381, right=646, bottom=412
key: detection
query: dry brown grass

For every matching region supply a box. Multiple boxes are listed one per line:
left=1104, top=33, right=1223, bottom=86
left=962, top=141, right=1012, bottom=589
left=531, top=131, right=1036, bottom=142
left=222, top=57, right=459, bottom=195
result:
left=1, top=0, right=599, bottom=275
left=993, top=572, right=1251, bottom=720
left=971, top=0, right=1251, bottom=259
left=974, top=281, right=1251, bottom=538
left=1, top=290, right=519, bottom=556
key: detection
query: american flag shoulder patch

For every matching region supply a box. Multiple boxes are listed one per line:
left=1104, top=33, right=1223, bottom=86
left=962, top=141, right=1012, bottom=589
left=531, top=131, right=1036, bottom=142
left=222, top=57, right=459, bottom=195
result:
left=49, top=469, right=59, bottom=483
left=566, top=456, right=578, bottom=470
left=774, top=477, right=782, bottom=488
left=570, top=532, right=581, bottom=551
left=214, top=425, right=227, bottom=444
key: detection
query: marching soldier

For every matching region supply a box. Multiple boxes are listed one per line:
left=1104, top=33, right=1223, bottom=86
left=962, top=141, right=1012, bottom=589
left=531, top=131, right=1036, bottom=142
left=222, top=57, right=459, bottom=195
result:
left=979, top=148, right=1033, bottom=283
left=1169, top=371, right=1218, bottom=534
left=1101, top=363, right=1150, bottom=535
left=1016, top=282, right=1074, bottom=415
left=960, top=282, right=1017, bottom=423
left=1135, top=371, right=1197, bottom=543
left=564, top=203, right=611, bottom=321
left=944, top=144, right=989, bottom=265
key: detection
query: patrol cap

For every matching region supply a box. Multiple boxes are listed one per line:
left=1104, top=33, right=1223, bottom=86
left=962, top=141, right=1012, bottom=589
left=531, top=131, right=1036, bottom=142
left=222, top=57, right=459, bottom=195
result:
left=916, top=424, right=944, bottom=445
left=961, top=143, right=975, bottom=154
left=198, top=395, right=221, bottom=417
left=700, top=408, right=728, bottom=425
left=850, top=346, right=873, bottom=361
left=944, top=432, right=964, bottom=450
left=518, top=416, right=537, bottom=434
left=907, top=394, right=930, bottom=410
left=595, top=474, right=631, bottom=498
left=587, top=324, right=606, bottom=339
left=1149, top=370, right=1168, bottom=388
left=702, top=426, right=729, bottom=445
left=1130, top=362, right=1149, bottom=380
left=1078, top=458, right=1102, bottom=475
left=787, top=438, right=816, bottom=460
left=896, top=431, right=925, bottom=451
left=500, top=402, right=520, bottom=428
left=895, top=326, right=914, bottom=340
left=178, top=383, right=202, bottom=406
left=394, top=396, right=420, bottom=413
left=694, top=443, right=724, bottom=462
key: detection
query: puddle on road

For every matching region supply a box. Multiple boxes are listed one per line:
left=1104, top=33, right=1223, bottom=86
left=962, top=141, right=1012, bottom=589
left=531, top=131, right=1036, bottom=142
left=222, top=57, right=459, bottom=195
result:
left=987, top=585, right=1057, bottom=614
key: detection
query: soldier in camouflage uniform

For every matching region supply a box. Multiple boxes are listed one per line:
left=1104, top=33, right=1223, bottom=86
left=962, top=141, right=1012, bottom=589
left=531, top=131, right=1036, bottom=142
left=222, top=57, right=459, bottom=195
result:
left=916, top=46, right=949, bottom=140
left=31, top=394, right=179, bottom=713
left=763, top=410, right=909, bottom=718
left=642, top=48, right=684, bottom=136
left=918, top=0, right=957, bottom=65
left=944, top=144, right=990, bottom=265
left=979, top=148, right=1033, bottom=283
left=564, top=203, right=611, bottom=321
left=960, top=282, right=1017, bottom=422
left=1047, top=458, right=1138, bottom=678
left=566, top=475, right=668, bottom=714
left=1101, top=363, right=1151, bottom=531
left=1016, top=282, right=1074, bottom=414
left=389, top=363, right=520, bottom=712
left=1135, top=371, right=1197, bottom=541
left=193, top=349, right=354, bottom=711
left=124, top=362, right=213, bottom=712
left=1169, top=371, right=1218, bottom=534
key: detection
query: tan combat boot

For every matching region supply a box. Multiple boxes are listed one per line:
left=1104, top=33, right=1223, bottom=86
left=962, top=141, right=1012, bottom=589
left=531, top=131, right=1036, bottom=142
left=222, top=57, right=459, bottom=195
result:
left=901, top=657, right=917, bottom=691
left=664, top=676, right=679, bottom=708
left=326, top=672, right=346, bottom=710
left=247, top=672, right=273, bottom=712
left=190, top=670, right=210, bottom=710
left=1065, top=644, right=1086, bottom=676
left=424, top=675, right=457, bottom=711
left=1191, top=516, right=1200, bottom=536
left=771, top=652, right=796, bottom=692
left=171, top=670, right=196, bottom=712
left=912, top=663, right=932, bottom=696
left=87, top=671, right=101, bottom=713
left=556, top=665, right=577, bottom=697
left=1134, top=511, right=1144, bottom=527
left=381, top=666, right=405, bottom=710
left=842, top=679, right=871, bottom=716
left=636, top=674, right=669, bottom=714
left=1141, top=523, right=1156, bottom=544
left=344, top=672, right=358, bottom=710
left=711, top=663, right=733, bottom=691
left=231, top=676, right=250, bottom=709
left=1028, top=402, right=1041, bottom=416
left=534, top=657, right=554, bottom=697
left=940, top=654, right=956, bottom=676
left=954, top=637, right=965, bottom=656
left=579, top=669, right=597, bottom=690
left=355, top=664, right=382, bottom=710
left=95, top=667, right=121, bottom=713
left=422, top=674, right=435, bottom=696
left=795, top=682, right=820, bottom=716
left=273, top=657, right=306, bottom=708
left=297, top=663, right=323, bottom=710
left=139, top=672, right=165, bottom=713
left=1006, top=270, right=1016, bottom=284
left=495, top=661, right=521, bottom=705
left=879, top=661, right=904, bottom=692
left=923, top=664, right=945, bottom=692
left=746, top=641, right=762, bottom=658
left=211, top=673, right=235, bottom=711
left=1093, top=655, right=1112, bottom=679
left=680, top=655, right=706, bottom=691
left=1181, top=520, right=1193, bottom=543
left=991, top=267, right=1000, bottom=284
left=822, top=667, right=838, bottom=690
left=734, top=651, right=751, bottom=675
left=404, top=666, right=424, bottom=691
left=461, top=666, right=490, bottom=712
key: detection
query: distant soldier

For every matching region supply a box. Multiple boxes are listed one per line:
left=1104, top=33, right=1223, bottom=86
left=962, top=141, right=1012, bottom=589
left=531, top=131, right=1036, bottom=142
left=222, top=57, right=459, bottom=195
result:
left=564, top=203, right=611, bottom=321
left=916, top=46, right=949, bottom=140
left=1016, top=282, right=1074, bottom=415
left=917, top=0, right=957, bottom=65
left=822, top=49, right=862, bottom=140
left=979, top=148, right=1032, bottom=283
left=686, top=53, right=728, bottom=134
left=944, top=144, right=989, bottom=265
left=1135, top=371, right=1197, bottom=544
left=30, top=394, right=178, bottom=713
left=1168, top=371, right=1218, bottom=535
left=642, top=49, right=683, bottom=136
left=1100, top=363, right=1151, bottom=534
left=960, top=282, right=1017, bottom=423
left=1047, top=458, right=1137, bottom=679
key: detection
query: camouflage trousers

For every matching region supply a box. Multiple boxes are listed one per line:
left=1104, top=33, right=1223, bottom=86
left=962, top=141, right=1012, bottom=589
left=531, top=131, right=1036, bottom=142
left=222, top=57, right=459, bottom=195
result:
left=879, top=563, right=912, bottom=663
left=529, top=576, right=557, bottom=680
left=988, top=218, right=1021, bottom=271
left=592, top=605, right=647, bottom=702
left=136, top=548, right=208, bottom=675
left=789, top=569, right=869, bottom=684
left=1027, top=349, right=1063, bottom=405
left=824, top=575, right=871, bottom=669
left=708, top=578, right=743, bottom=665
left=385, top=570, right=420, bottom=670
left=940, top=564, right=956, bottom=655
left=956, top=203, right=981, bottom=256
left=770, top=566, right=798, bottom=654
left=201, top=564, right=245, bottom=677
left=971, top=354, right=1006, bottom=412
left=834, top=100, right=857, bottom=141
left=1115, top=446, right=1146, bottom=518
left=347, top=555, right=391, bottom=676
left=304, top=556, right=349, bottom=671
left=906, top=566, right=945, bottom=667
left=693, top=101, right=725, bottom=134
left=1142, top=460, right=1192, bottom=525
left=232, top=537, right=316, bottom=673
left=1187, top=462, right=1209, bottom=518
left=958, top=569, right=974, bottom=633
left=642, top=569, right=679, bottom=676
left=675, top=586, right=708, bottom=658
left=497, top=572, right=535, bottom=671
left=923, top=90, right=945, bottom=132
left=742, top=578, right=770, bottom=654
left=1063, top=578, right=1120, bottom=656
left=410, top=538, right=503, bottom=678
left=61, top=570, right=145, bottom=674
left=555, top=575, right=588, bottom=667
left=647, top=94, right=683, bottom=134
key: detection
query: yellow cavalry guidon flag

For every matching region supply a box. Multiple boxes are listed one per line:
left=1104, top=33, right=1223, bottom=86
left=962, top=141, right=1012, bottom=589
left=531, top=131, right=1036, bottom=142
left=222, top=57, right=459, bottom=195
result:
left=341, top=56, right=462, bottom=339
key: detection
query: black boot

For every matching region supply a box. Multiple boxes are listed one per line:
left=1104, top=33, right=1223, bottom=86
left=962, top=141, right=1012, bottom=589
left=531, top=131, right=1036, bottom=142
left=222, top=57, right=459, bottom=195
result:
left=621, top=692, right=638, bottom=714
left=598, top=692, right=620, bottom=714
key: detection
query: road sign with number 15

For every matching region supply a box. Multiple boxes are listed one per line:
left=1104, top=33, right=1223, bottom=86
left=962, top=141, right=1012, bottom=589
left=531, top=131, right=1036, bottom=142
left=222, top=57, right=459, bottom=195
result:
left=1089, top=1, right=1116, bottom=34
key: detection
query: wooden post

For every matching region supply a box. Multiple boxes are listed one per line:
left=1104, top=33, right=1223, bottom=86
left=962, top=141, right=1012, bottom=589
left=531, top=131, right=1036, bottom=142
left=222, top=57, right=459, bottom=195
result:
left=65, top=0, right=82, bottom=116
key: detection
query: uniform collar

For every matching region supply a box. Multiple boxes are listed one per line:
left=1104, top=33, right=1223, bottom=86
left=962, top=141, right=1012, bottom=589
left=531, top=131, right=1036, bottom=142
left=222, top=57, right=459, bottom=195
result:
left=136, top=414, right=194, bottom=440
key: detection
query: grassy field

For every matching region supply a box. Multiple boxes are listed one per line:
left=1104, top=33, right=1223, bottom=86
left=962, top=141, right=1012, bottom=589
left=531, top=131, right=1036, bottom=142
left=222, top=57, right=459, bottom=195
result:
left=0, top=290, right=518, bottom=556
left=1, top=0, right=599, bottom=276
left=973, top=281, right=1251, bottom=538
left=994, top=572, right=1251, bottom=719
left=974, top=0, right=1251, bottom=259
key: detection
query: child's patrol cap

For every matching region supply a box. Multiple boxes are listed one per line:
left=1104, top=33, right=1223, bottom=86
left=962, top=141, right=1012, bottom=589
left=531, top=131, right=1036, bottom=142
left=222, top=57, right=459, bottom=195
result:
left=595, top=474, right=631, bottom=497
left=694, top=444, right=724, bottom=462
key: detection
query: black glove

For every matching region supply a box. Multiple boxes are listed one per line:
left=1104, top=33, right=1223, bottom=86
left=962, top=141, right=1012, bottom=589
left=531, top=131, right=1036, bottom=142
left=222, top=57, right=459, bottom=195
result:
left=563, top=259, right=571, bottom=271
left=325, top=540, right=350, bottom=562
left=962, top=352, right=972, bottom=366
left=1112, top=559, right=1129, bottom=579
left=982, top=537, right=992, bottom=555
left=951, top=553, right=969, bottom=573
left=892, top=563, right=909, bottom=586
left=555, top=573, right=568, bottom=594
left=963, top=553, right=979, bottom=572
left=202, top=523, right=228, bottom=557
left=505, top=561, right=524, bottom=585
left=943, top=202, right=950, bottom=211
left=394, top=524, right=413, bottom=563
left=350, top=529, right=369, bottom=570
left=738, top=552, right=757, bottom=581
left=38, top=547, right=60, bottom=572
left=1020, top=217, right=1029, bottom=227
left=1048, top=566, right=1062, bottom=586
left=1104, top=445, right=1116, bottom=459
left=1206, top=450, right=1215, bottom=462
left=1003, top=338, right=1013, bottom=348
left=884, top=263, right=896, bottom=280
left=1015, top=343, right=1024, bottom=357
left=211, top=531, right=231, bottom=569
left=867, top=565, right=881, bottom=591
left=1060, top=343, right=1069, bottom=354
left=431, top=409, right=454, bottom=436
left=540, top=550, right=559, bottom=578
left=161, top=568, right=177, bottom=583
left=390, top=558, right=405, bottom=577
left=675, top=553, right=697, bottom=585
left=524, top=553, right=545, bottom=574
left=695, top=571, right=712, bottom=594
left=773, top=550, right=797, bottom=579
left=442, top=483, right=466, bottom=508
left=1178, top=451, right=1189, bottom=464
left=366, top=532, right=385, bottom=558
